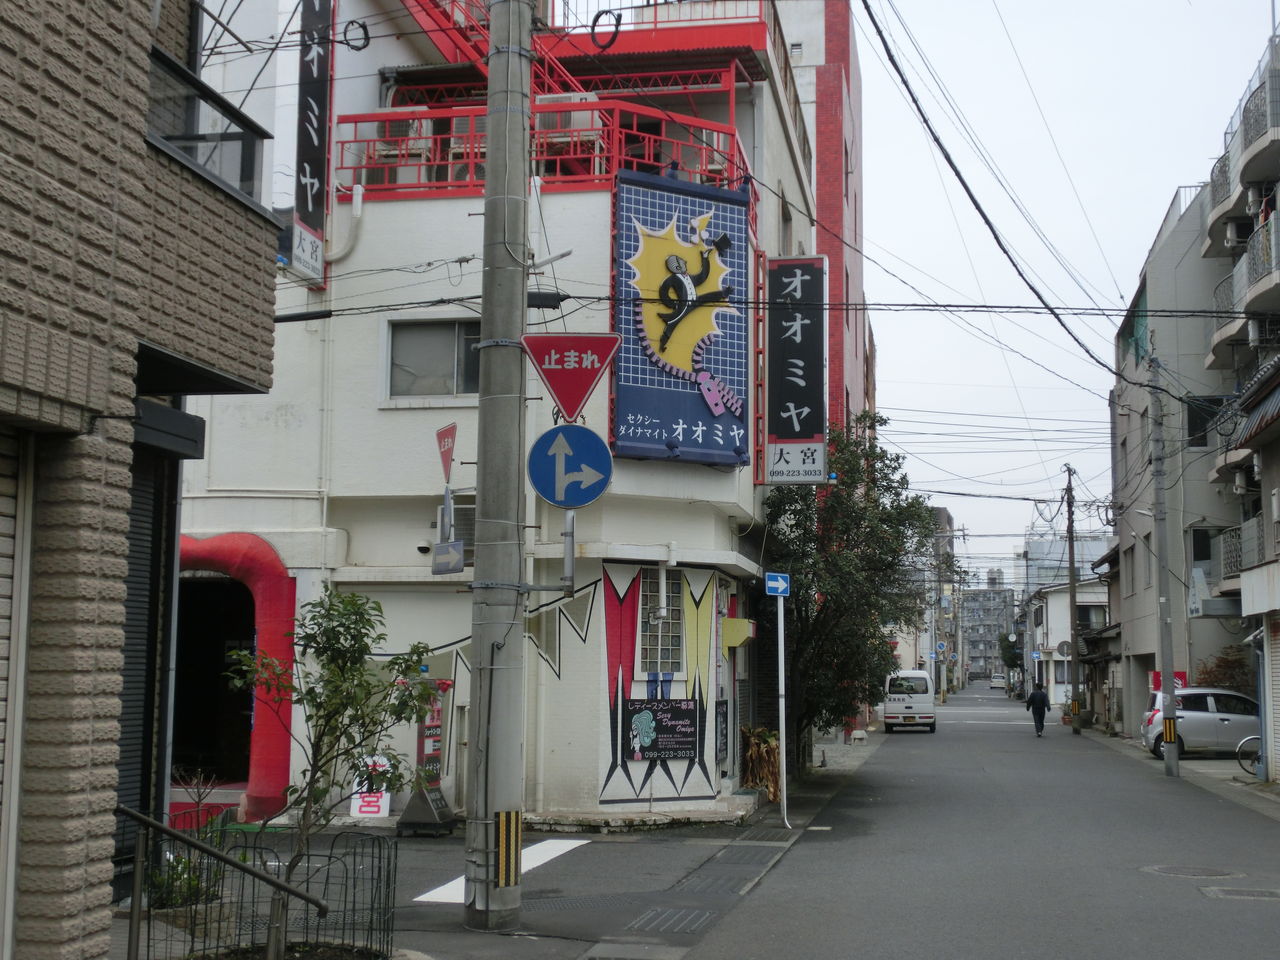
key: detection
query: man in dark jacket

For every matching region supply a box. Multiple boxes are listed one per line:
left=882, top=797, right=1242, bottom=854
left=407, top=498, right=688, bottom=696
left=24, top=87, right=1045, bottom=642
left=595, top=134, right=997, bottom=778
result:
left=1025, top=682, right=1051, bottom=736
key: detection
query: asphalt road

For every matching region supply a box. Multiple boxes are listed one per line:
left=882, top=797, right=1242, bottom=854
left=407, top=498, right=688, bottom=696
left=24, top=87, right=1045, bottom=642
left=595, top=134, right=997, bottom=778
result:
left=685, top=684, right=1280, bottom=960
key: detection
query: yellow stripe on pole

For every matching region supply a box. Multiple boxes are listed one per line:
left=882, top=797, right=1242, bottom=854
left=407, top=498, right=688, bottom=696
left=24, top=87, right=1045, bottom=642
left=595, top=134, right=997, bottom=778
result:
left=1164, top=716, right=1177, bottom=746
left=495, top=810, right=522, bottom=888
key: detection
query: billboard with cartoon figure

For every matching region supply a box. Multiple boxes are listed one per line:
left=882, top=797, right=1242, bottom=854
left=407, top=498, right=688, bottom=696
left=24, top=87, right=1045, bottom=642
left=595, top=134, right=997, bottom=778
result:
left=613, top=171, right=751, bottom=466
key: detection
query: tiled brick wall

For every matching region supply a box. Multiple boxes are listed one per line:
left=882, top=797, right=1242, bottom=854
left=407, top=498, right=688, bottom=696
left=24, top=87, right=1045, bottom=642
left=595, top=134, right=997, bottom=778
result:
left=0, top=0, right=277, bottom=954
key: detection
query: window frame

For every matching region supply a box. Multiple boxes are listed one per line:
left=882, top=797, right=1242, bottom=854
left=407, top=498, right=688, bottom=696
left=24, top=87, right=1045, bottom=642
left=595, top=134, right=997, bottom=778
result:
left=385, top=318, right=482, bottom=406
left=636, top=567, right=686, bottom=679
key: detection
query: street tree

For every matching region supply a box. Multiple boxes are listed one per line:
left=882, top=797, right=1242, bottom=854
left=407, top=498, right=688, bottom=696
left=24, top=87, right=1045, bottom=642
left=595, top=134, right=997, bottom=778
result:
left=763, top=414, right=951, bottom=772
left=999, top=633, right=1023, bottom=674
left=228, top=587, right=432, bottom=953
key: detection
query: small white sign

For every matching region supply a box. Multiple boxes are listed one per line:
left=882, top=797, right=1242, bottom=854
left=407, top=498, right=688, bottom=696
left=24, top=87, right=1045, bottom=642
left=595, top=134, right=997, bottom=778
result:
left=290, top=223, right=325, bottom=284
left=350, top=755, right=391, bottom=818
left=766, top=442, right=828, bottom=484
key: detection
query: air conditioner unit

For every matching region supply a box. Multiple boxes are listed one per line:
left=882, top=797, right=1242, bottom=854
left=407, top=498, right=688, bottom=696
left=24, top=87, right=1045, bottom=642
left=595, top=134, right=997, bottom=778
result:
left=1225, top=220, right=1252, bottom=246
left=1249, top=318, right=1261, bottom=347
left=535, top=92, right=599, bottom=135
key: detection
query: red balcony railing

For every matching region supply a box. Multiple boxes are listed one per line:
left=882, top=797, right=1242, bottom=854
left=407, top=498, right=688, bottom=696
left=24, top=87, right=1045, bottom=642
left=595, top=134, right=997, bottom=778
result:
left=335, top=101, right=757, bottom=210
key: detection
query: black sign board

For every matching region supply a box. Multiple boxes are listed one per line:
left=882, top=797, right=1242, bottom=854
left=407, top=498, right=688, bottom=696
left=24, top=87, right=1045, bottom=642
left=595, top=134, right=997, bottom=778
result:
left=624, top=699, right=700, bottom=760
left=291, top=0, right=332, bottom=282
left=765, top=257, right=828, bottom=483
left=715, top=699, right=729, bottom=763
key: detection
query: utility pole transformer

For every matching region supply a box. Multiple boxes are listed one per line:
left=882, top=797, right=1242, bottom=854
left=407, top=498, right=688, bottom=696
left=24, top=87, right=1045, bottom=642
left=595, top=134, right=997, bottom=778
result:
left=465, top=0, right=534, bottom=929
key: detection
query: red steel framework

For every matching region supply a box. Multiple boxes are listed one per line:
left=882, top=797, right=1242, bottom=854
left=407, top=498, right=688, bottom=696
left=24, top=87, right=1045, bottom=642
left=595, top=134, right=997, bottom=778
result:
left=336, top=100, right=759, bottom=222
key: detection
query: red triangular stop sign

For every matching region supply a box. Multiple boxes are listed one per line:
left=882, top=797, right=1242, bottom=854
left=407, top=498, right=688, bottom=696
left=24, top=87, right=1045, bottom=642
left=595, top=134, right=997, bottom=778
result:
left=521, top=333, right=622, bottom=422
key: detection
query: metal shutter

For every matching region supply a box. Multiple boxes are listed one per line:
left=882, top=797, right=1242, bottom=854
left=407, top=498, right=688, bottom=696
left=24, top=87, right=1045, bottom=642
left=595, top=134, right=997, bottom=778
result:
left=0, top=426, right=22, bottom=938
left=0, top=428, right=19, bottom=819
left=113, top=449, right=177, bottom=887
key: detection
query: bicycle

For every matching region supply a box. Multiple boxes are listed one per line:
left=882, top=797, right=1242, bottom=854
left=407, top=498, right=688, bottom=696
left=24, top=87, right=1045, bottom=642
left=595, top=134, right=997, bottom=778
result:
left=1236, top=735, right=1262, bottom=776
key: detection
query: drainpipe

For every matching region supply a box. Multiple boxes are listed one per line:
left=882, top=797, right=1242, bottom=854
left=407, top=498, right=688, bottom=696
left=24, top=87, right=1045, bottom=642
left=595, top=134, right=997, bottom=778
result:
left=325, top=184, right=365, bottom=263
left=657, top=543, right=677, bottom=620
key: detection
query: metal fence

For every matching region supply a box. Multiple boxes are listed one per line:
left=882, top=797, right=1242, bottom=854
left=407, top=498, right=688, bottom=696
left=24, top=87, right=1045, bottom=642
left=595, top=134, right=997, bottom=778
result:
left=113, top=807, right=396, bottom=960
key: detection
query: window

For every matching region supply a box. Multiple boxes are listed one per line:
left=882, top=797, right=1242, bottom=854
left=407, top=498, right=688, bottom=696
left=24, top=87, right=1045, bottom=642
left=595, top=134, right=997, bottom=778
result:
left=638, top=567, right=684, bottom=674
left=1173, top=693, right=1209, bottom=713
left=887, top=676, right=928, bottom=695
left=1143, top=533, right=1153, bottom=587
left=1186, top=397, right=1223, bottom=448
left=390, top=321, right=480, bottom=396
left=1121, top=545, right=1135, bottom=596
left=1213, top=693, right=1257, bottom=716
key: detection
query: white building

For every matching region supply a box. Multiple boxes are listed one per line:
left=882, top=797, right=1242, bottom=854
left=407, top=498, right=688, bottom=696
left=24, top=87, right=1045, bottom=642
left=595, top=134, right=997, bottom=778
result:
left=176, top=0, right=870, bottom=823
left=1026, top=579, right=1108, bottom=711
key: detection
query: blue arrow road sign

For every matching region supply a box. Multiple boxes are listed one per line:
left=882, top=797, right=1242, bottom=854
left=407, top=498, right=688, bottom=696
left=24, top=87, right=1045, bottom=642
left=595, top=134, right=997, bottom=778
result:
left=432, top=539, right=465, bottom=576
left=528, top=424, right=613, bottom=508
left=764, top=572, right=790, bottom=596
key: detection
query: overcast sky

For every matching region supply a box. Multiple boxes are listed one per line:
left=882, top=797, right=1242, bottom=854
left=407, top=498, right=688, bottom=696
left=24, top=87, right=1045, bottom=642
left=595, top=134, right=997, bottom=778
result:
left=857, top=0, right=1277, bottom=586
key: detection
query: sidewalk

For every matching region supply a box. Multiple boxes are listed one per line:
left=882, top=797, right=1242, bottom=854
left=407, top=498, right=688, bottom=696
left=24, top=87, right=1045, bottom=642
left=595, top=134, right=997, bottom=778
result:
left=393, top=729, right=881, bottom=960
left=1079, top=723, right=1280, bottom=822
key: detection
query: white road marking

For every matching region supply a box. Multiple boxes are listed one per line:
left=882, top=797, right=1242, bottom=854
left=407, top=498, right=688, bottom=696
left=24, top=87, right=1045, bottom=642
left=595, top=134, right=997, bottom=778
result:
left=414, top=838, right=589, bottom=903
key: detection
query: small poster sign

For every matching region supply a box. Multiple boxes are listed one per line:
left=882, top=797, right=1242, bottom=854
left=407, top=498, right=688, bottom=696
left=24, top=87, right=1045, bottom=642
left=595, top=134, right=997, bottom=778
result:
left=624, top=699, right=699, bottom=760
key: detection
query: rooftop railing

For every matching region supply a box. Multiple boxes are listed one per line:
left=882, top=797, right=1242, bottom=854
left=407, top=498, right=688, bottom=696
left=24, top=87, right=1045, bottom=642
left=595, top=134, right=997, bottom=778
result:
left=336, top=100, right=758, bottom=212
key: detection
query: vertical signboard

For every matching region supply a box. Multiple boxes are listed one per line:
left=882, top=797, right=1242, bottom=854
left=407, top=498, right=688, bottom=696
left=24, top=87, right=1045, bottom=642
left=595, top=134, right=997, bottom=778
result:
left=766, top=257, right=828, bottom=483
left=613, top=171, right=750, bottom=467
left=290, top=0, right=332, bottom=285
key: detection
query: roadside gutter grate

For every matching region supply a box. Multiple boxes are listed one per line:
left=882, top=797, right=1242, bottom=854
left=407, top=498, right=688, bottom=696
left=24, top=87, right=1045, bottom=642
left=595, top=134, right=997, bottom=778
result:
left=625, top=907, right=717, bottom=933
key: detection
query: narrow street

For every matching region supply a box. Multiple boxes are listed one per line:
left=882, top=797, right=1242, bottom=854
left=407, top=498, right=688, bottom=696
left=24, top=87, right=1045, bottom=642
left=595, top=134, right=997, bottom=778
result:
left=687, top=684, right=1280, bottom=959
left=396, top=684, right=1280, bottom=960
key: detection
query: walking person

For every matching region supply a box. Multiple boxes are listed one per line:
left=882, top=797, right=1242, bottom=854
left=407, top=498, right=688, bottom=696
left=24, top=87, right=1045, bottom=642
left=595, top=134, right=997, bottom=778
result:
left=1026, top=682, right=1050, bottom=737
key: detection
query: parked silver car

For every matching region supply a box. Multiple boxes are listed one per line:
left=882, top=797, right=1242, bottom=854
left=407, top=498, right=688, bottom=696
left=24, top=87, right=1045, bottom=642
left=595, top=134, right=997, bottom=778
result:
left=1140, top=687, right=1259, bottom=758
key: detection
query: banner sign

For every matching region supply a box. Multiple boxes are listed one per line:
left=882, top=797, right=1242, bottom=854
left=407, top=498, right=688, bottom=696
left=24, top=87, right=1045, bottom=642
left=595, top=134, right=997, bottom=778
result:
left=766, top=257, right=828, bottom=483
left=624, top=698, right=700, bottom=760
left=290, top=0, right=333, bottom=285
left=612, top=171, right=750, bottom=466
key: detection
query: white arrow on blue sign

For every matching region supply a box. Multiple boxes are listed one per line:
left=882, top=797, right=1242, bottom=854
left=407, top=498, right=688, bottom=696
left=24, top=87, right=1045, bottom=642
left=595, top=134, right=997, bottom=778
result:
left=432, top=540, right=465, bottom=576
left=765, top=572, right=790, bottom=596
left=528, top=424, right=613, bottom=509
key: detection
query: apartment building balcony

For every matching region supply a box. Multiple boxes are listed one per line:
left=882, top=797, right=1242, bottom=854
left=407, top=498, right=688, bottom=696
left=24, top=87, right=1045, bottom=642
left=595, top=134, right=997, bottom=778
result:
left=147, top=47, right=270, bottom=210
left=1203, top=129, right=1248, bottom=258
left=1244, top=214, right=1280, bottom=312
left=1206, top=256, right=1250, bottom=368
left=335, top=100, right=756, bottom=212
left=1203, top=36, right=1280, bottom=257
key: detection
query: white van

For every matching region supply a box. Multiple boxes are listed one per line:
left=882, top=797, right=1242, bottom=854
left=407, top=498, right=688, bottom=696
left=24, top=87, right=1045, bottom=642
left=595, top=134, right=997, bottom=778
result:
left=883, top=670, right=937, bottom=733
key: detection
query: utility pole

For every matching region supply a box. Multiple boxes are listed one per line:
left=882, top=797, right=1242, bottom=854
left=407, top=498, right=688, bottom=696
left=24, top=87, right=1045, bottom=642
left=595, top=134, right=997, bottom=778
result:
left=1065, top=465, right=1080, bottom=734
left=465, top=0, right=533, bottom=929
left=1149, top=359, right=1179, bottom=777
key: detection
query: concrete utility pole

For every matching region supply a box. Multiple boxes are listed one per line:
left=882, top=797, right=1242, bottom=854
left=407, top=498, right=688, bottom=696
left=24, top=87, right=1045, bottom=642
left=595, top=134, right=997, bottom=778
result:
left=1065, top=465, right=1080, bottom=735
left=464, top=0, right=534, bottom=929
left=1149, top=360, right=1179, bottom=777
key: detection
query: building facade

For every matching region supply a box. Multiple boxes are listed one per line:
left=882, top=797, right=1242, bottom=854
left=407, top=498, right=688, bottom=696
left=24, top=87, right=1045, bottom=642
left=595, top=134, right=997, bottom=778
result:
left=1110, top=184, right=1243, bottom=741
left=960, top=572, right=1014, bottom=680
left=0, top=1, right=279, bottom=955
left=1194, top=30, right=1280, bottom=782
left=178, top=0, right=871, bottom=825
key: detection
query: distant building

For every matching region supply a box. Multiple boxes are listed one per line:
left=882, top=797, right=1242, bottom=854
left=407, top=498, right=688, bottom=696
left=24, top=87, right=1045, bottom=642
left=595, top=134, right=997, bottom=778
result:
left=960, top=573, right=1015, bottom=678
